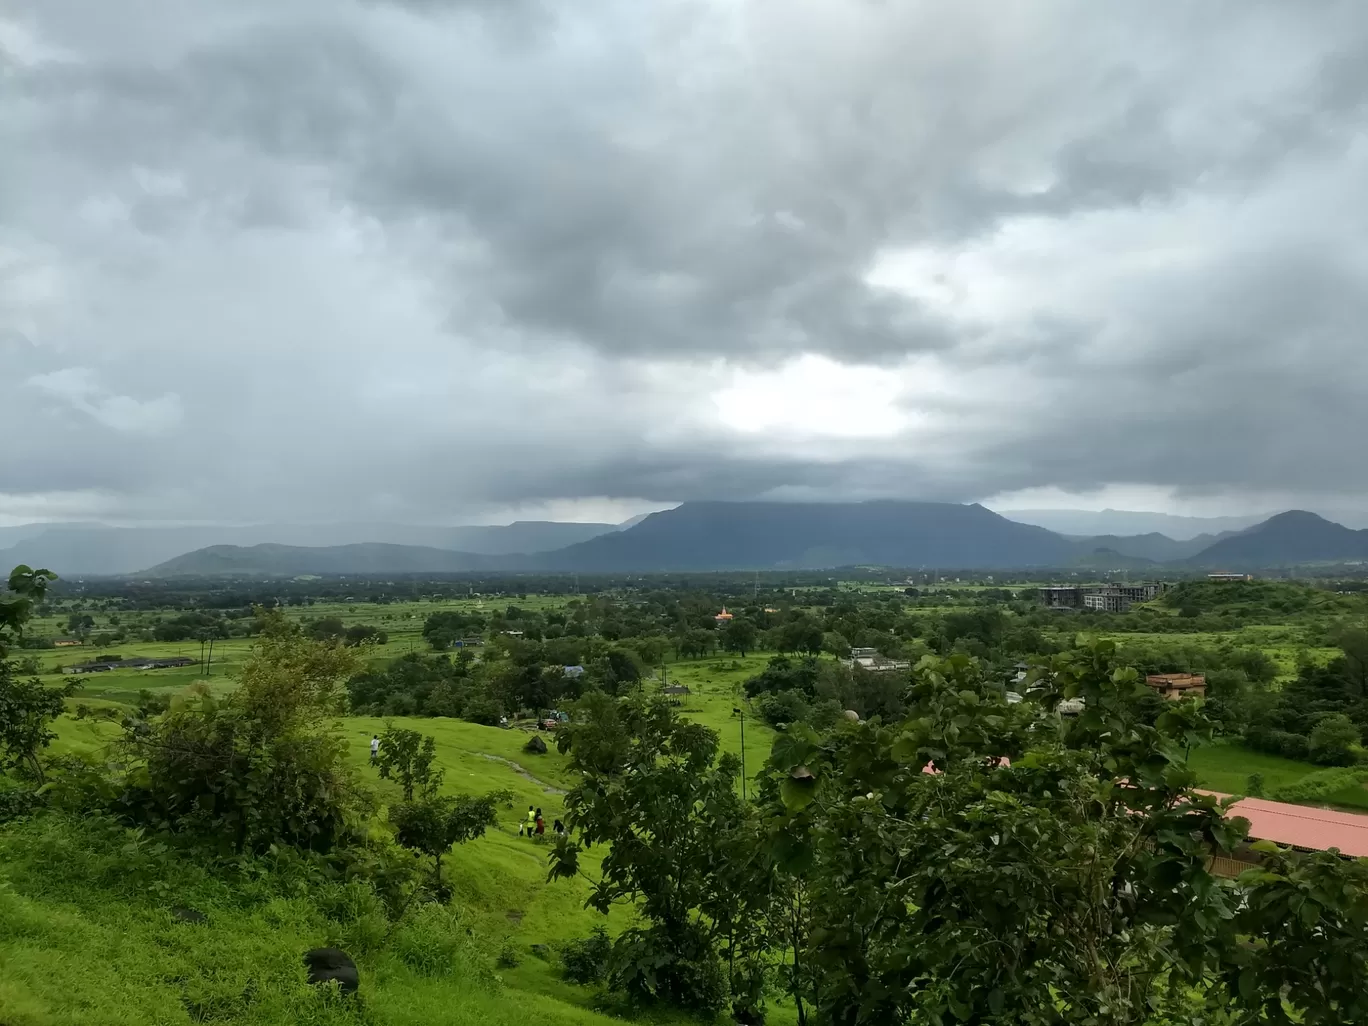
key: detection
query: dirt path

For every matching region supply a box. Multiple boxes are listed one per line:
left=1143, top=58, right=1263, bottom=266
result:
left=461, top=749, right=568, bottom=795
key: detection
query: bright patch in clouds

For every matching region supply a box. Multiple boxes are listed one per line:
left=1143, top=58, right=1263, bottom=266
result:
left=713, top=356, right=910, bottom=439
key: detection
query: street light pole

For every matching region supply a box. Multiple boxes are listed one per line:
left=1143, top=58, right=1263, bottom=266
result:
left=740, top=701, right=747, bottom=801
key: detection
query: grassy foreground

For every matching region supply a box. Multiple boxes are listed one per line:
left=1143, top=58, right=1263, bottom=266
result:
left=0, top=812, right=632, bottom=1026
left=3, top=660, right=785, bottom=1026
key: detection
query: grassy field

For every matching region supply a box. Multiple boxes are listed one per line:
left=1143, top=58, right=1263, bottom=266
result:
left=1184, top=742, right=1318, bottom=795
left=11, top=708, right=722, bottom=1026
left=14, top=659, right=785, bottom=1026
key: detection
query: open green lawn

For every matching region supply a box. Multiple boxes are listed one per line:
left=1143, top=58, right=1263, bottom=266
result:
left=1184, top=742, right=1318, bottom=795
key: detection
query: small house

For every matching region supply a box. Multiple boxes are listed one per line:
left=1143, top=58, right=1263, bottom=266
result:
left=1144, top=673, right=1206, bottom=700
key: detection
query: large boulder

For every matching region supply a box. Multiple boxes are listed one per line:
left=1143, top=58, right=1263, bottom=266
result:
left=523, top=735, right=548, bottom=755
left=303, top=948, right=359, bottom=995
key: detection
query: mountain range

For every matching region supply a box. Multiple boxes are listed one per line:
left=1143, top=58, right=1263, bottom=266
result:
left=1001, top=507, right=1368, bottom=539
left=7, top=503, right=1367, bottom=578
left=0, top=521, right=619, bottom=577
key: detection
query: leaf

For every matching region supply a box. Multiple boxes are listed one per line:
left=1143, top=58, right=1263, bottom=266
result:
left=781, top=767, right=817, bottom=811
left=1299, top=900, right=1320, bottom=927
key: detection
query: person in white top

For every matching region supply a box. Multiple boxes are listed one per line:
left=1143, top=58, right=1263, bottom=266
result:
left=370, top=735, right=380, bottom=765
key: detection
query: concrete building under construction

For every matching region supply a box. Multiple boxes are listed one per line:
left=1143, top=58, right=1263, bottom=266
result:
left=1040, top=582, right=1165, bottom=613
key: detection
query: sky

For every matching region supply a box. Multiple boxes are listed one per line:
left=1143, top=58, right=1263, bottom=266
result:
left=3, top=0, right=1368, bottom=526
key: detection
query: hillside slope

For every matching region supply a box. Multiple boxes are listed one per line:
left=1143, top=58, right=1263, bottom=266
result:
left=535, top=500, right=1079, bottom=571
left=1068, top=532, right=1228, bottom=562
left=0, top=522, right=615, bottom=576
left=1186, top=511, right=1368, bottom=568
left=144, top=543, right=511, bottom=577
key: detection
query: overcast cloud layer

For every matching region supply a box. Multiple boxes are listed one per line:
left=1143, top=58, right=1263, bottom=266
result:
left=4, top=0, right=1368, bottom=525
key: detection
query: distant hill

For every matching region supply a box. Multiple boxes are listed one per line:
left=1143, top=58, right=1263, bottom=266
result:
left=533, top=500, right=1079, bottom=571
left=1067, top=531, right=1232, bottom=562
left=1185, top=511, right=1368, bottom=568
left=1001, top=508, right=1269, bottom=540
left=0, top=520, right=615, bottom=576
left=143, top=543, right=509, bottom=577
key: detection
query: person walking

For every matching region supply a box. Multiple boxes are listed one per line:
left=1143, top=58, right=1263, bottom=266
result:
left=521, top=805, right=536, bottom=837
left=369, top=735, right=380, bottom=765
left=534, top=808, right=545, bottom=838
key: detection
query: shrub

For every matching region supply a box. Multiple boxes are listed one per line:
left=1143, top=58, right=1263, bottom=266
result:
left=1309, top=714, right=1361, bottom=767
left=389, top=903, right=496, bottom=988
left=1270, top=766, right=1368, bottom=804
left=0, top=785, right=44, bottom=824
left=117, top=611, right=369, bottom=854
left=756, top=689, right=811, bottom=729
left=1245, top=773, right=1265, bottom=797
left=561, top=926, right=612, bottom=985
left=462, top=696, right=503, bottom=727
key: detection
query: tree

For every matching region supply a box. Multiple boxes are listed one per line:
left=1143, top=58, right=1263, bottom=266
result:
left=65, top=611, right=94, bottom=637
left=0, top=667, right=80, bottom=783
left=1309, top=713, right=1361, bottom=766
left=549, top=692, right=750, bottom=1015
left=123, top=609, right=367, bottom=854
left=1336, top=625, right=1368, bottom=698
left=377, top=725, right=443, bottom=800
left=679, top=629, right=713, bottom=660
left=1, top=565, right=78, bottom=784
left=778, top=618, right=824, bottom=657
left=308, top=616, right=346, bottom=641
left=722, top=618, right=758, bottom=658
left=390, top=789, right=512, bottom=894
left=760, top=646, right=1249, bottom=1025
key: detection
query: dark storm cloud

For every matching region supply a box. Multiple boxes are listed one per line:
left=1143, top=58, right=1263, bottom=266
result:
left=3, top=0, right=1368, bottom=522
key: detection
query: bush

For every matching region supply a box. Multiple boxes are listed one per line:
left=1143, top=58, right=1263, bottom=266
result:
left=1245, top=773, right=1265, bottom=797
left=756, top=689, right=811, bottom=729
left=610, top=923, right=728, bottom=1014
left=117, top=611, right=369, bottom=855
left=1270, top=766, right=1368, bottom=804
left=462, top=696, right=503, bottom=727
left=390, top=903, right=484, bottom=979
left=1247, top=726, right=1312, bottom=762
left=0, top=785, right=45, bottom=823
left=1310, top=714, right=1361, bottom=767
left=561, top=926, right=612, bottom=985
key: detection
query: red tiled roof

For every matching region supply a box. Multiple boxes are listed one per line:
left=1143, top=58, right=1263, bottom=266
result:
left=915, top=771, right=1368, bottom=858
left=1206, top=792, right=1368, bottom=858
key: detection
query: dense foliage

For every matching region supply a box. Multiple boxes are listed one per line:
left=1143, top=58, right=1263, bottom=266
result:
left=549, top=642, right=1368, bottom=1025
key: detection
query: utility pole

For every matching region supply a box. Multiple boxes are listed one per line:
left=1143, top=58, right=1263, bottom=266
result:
left=740, top=702, right=747, bottom=801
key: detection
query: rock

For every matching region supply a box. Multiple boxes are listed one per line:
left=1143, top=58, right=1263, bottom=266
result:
left=523, top=735, right=548, bottom=755
left=303, top=948, right=359, bottom=995
left=843, top=709, right=860, bottom=721
left=171, top=907, right=207, bottom=924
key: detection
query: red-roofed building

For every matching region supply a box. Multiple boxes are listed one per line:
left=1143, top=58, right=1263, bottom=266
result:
left=1207, top=792, right=1368, bottom=865
left=1145, top=673, right=1207, bottom=700
left=916, top=769, right=1368, bottom=874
